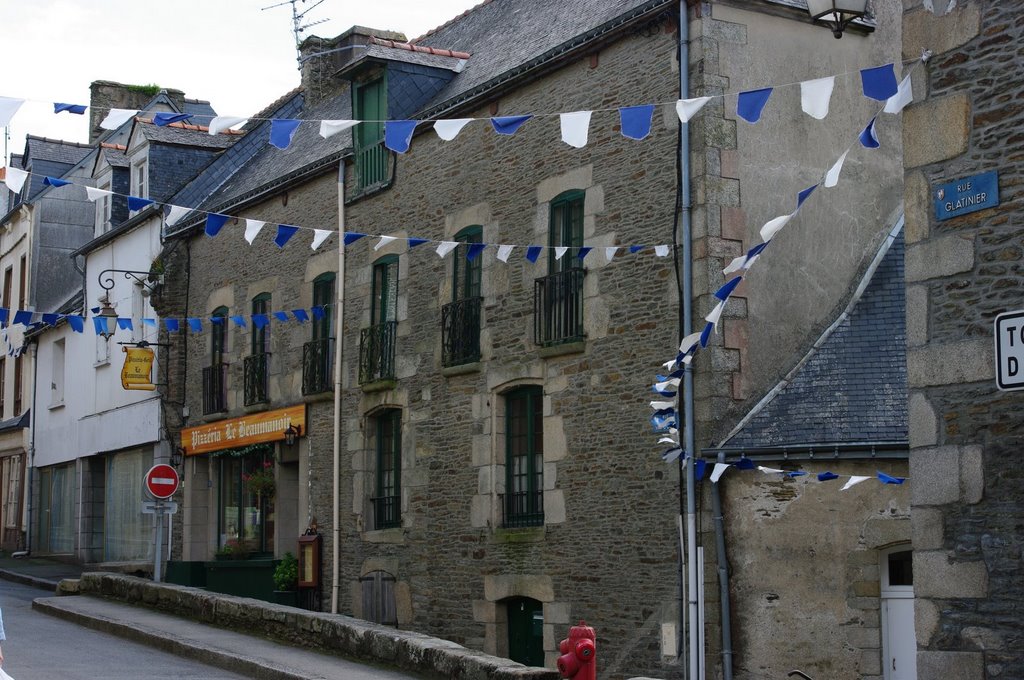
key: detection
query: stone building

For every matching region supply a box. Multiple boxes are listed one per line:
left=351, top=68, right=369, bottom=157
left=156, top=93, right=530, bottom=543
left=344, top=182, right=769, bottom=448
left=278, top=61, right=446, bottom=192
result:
left=156, top=1, right=909, bottom=678
left=901, top=2, right=1024, bottom=678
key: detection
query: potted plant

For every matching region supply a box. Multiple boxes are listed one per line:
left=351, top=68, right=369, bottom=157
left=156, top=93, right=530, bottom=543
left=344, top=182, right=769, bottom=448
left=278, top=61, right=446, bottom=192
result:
left=242, top=459, right=276, bottom=501
left=272, top=552, right=299, bottom=607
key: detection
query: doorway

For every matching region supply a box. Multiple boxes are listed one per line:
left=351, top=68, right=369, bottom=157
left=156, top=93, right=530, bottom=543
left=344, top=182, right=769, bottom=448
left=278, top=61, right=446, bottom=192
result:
left=880, top=547, right=916, bottom=680
left=506, top=597, right=544, bottom=667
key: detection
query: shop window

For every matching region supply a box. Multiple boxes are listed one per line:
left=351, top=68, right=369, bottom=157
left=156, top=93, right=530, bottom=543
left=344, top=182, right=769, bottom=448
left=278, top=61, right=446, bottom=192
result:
left=217, top=448, right=275, bottom=555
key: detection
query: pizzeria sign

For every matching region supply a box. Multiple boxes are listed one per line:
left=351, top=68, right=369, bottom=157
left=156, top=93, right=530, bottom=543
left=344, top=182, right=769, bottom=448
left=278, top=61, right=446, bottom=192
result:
left=180, top=404, right=306, bottom=455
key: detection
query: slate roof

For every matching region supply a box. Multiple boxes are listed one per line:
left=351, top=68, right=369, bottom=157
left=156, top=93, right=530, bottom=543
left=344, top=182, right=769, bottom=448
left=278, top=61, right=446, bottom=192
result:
left=721, top=226, right=907, bottom=450
left=136, top=121, right=240, bottom=149
left=358, top=43, right=467, bottom=71
left=23, top=136, right=93, bottom=167
left=100, top=146, right=129, bottom=168
left=409, top=0, right=674, bottom=116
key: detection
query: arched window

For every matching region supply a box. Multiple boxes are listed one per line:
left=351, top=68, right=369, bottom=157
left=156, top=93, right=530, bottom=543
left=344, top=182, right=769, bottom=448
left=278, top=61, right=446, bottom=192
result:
left=503, top=386, right=544, bottom=527
left=245, top=293, right=271, bottom=405
left=304, top=274, right=335, bottom=394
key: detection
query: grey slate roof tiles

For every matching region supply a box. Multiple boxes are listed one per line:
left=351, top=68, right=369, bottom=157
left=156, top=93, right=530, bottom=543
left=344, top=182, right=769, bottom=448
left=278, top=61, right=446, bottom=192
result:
left=23, top=136, right=93, bottom=167
left=138, top=122, right=240, bottom=149
left=723, top=230, right=908, bottom=449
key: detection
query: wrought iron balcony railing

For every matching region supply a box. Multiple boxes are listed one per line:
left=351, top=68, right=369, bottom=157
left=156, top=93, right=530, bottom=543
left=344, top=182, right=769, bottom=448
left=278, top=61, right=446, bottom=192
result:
left=533, top=268, right=585, bottom=347
left=302, top=338, right=333, bottom=395
left=202, top=363, right=227, bottom=414
left=372, top=495, right=401, bottom=530
left=441, top=296, right=482, bottom=367
left=243, top=353, right=270, bottom=405
left=359, top=321, right=397, bottom=384
left=499, top=491, right=545, bottom=529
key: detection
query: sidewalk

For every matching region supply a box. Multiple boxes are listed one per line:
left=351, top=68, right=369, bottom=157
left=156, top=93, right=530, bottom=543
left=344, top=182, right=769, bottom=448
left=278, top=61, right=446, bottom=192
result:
left=0, top=553, right=85, bottom=590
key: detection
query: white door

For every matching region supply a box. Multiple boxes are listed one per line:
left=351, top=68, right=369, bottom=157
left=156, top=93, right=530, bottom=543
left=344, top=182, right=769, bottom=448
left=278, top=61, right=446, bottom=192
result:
left=881, top=548, right=916, bottom=680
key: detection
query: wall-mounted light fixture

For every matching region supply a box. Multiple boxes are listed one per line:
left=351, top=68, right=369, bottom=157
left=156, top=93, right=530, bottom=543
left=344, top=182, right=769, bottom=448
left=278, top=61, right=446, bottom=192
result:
left=284, top=424, right=302, bottom=446
left=96, top=298, right=118, bottom=340
left=806, top=0, right=869, bottom=38
left=170, top=447, right=185, bottom=468
left=98, top=268, right=159, bottom=297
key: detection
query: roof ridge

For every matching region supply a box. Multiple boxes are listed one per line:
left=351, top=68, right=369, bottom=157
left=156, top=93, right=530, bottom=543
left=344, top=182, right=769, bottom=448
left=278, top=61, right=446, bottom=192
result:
left=409, top=0, right=494, bottom=44
left=100, top=142, right=127, bottom=150
left=25, top=135, right=93, bottom=148
left=241, top=86, right=304, bottom=132
left=371, top=36, right=471, bottom=59
left=136, top=118, right=245, bottom=136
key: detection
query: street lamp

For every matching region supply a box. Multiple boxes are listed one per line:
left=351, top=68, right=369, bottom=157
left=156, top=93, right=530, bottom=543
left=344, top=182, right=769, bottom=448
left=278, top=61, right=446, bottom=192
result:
left=806, top=0, right=869, bottom=38
left=96, top=299, right=118, bottom=340
left=284, top=424, right=302, bottom=446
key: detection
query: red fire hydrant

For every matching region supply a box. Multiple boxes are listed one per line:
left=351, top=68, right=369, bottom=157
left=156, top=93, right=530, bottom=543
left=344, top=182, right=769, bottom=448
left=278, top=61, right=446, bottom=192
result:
left=557, top=621, right=596, bottom=680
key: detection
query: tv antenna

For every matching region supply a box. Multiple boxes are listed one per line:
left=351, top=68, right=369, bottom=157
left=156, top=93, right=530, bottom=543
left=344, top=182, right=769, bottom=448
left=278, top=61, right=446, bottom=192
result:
left=262, top=0, right=331, bottom=70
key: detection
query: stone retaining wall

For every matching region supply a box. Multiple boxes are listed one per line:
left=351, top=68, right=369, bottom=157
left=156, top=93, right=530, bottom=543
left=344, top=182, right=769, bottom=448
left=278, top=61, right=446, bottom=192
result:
left=76, top=572, right=557, bottom=680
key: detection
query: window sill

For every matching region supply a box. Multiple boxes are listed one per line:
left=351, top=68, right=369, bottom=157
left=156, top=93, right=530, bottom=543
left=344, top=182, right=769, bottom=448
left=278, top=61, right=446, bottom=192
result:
left=361, top=378, right=397, bottom=393
left=363, top=527, right=404, bottom=544
left=94, top=359, right=110, bottom=368
left=491, top=526, right=546, bottom=544
left=441, top=361, right=481, bottom=377
left=48, top=400, right=65, bottom=411
left=538, top=340, right=585, bottom=358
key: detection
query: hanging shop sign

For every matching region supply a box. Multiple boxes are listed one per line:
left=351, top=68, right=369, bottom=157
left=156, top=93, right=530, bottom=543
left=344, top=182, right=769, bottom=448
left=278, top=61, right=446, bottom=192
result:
left=180, top=404, right=306, bottom=456
left=933, top=171, right=999, bottom=221
left=122, top=346, right=156, bottom=390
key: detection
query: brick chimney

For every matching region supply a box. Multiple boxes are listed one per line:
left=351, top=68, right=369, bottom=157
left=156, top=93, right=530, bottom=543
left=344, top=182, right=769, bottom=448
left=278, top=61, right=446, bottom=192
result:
left=88, top=81, right=183, bottom=143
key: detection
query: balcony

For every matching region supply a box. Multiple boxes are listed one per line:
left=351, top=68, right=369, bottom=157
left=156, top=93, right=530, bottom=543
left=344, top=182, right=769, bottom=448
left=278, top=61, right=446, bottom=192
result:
left=359, top=321, right=396, bottom=385
left=202, top=363, right=227, bottom=414
left=441, top=297, right=482, bottom=367
left=356, top=141, right=389, bottom=190
left=500, top=491, right=544, bottom=529
left=243, top=353, right=270, bottom=406
left=372, top=495, right=400, bottom=530
left=302, top=338, right=333, bottom=395
left=533, top=269, right=585, bottom=347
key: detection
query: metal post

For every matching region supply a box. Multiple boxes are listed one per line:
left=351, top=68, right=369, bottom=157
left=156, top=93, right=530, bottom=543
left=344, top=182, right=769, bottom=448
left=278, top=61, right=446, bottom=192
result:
left=331, top=161, right=346, bottom=614
left=153, top=503, right=163, bottom=583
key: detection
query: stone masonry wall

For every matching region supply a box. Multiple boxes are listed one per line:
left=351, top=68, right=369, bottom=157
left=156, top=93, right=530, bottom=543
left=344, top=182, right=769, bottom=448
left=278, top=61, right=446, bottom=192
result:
left=902, top=1, right=1024, bottom=678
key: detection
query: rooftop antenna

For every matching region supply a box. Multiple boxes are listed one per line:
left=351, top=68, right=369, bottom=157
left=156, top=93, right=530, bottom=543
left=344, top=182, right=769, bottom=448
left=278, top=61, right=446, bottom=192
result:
left=262, top=0, right=331, bottom=70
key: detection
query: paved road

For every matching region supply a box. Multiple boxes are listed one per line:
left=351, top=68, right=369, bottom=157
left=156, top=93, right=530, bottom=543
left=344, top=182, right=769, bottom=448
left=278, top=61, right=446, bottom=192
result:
left=0, top=579, right=249, bottom=680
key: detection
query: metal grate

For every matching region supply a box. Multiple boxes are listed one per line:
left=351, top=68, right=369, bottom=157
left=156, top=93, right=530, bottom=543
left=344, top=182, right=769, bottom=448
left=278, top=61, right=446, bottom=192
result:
left=243, top=353, right=270, bottom=405
left=359, top=321, right=396, bottom=384
left=202, top=363, right=227, bottom=414
left=534, top=269, right=585, bottom=346
left=371, top=495, right=401, bottom=530
left=356, top=141, right=389, bottom=190
left=441, top=296, right=482, bottom=366
left=302, top=338, right=333, bottom=395
left=499, top=491, right=544, bottom=528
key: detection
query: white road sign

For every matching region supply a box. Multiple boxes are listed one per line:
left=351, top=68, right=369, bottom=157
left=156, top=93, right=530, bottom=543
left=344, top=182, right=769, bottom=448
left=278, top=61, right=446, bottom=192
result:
left=995, top=310, right=1024, bottom=391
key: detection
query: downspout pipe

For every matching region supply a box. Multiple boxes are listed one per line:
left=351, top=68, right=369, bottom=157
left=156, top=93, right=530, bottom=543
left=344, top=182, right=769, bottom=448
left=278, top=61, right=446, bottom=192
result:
left=678, top=3, right=700, bottom=680
left=712, top=452, right=734, bottom=680
left=331, top=160, right=346, bottom=614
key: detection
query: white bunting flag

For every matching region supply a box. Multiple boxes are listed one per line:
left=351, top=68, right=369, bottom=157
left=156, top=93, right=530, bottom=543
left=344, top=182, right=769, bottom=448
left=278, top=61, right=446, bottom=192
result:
left=705, top=300, right=726, bottom=328
left=3, top=167, right=28, bottom=193
left=554, top=246, right=568, bottom=260
left=605, top=246, right=619, bottom=262
left=723, top=254, right=746, bottom=276
left=824, top=149, right=850, bottom=188
left=497, top=245, right=514, bottom=263
left=165, top=205, right=190, bottom=226
left=654, top=245, right=670, bottom=257
left=84, top=186, right=111, bottom=202
left=559, top=111, right=592, bottom=148
left=320, top=120, right=358, bottom=139
left=884, top=74, right=914, bottom=114
left=676, top=97, right=712, bottom=123
left=433, top=118, right=473, bottom=141
left=655, top=379, right=679, bottom=392
left=0, top=97, right=25, bottom=127
left=311, top=229, right=332, bottom=250
left=759, top=213, right=793, bottom=242
left=679, top=331, right=702, bottom=353
left=436, top=241, right=458, bottom=258
left=800, top=76, right=835, bottom=120
left=710, top=462, right=731, bottom=484
left=244, top=219, right=266, bottom=244
left=841, top=475, right=871, bottom=491
left=658, top=436, right=678, bottom=445
left=209, top=116, right=247, bottom=135
left=100, top=108, right=138, bottom=130
left=650, top=401, right=675, bottom=411
left=757, top=466, right=785, bottom=475
left=375, top=235, right=397, bottom=251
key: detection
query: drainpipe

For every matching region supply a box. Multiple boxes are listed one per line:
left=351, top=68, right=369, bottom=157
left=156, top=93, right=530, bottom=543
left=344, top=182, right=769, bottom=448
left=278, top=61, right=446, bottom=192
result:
left=712, top=452, right=734, bottom=680
left=678, top=3, right=700, bottom=679
left=331, top=160, right=346, bottom=613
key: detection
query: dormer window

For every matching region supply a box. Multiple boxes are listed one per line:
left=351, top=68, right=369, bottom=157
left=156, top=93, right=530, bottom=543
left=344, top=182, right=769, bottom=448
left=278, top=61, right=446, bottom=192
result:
left=354, top=77, right=388, bottom=190
left=132, top=159, right=148, bottom=204
left=96, top=180, right=112, bottom=233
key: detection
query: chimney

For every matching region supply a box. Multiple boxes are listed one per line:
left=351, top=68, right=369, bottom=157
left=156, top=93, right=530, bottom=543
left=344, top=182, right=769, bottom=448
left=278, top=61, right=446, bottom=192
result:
left=88, top=81, right=168, bottom=143
left=299, top=26, right=406, bottom=106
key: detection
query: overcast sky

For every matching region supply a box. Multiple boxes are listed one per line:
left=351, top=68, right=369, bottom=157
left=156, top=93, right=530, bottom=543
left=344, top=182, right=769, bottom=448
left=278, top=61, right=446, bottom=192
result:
left=1, top=0, right=481, bottom=163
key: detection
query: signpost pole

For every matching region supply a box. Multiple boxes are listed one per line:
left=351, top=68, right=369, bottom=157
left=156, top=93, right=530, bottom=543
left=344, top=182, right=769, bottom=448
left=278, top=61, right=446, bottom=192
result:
left=154, top=502, right=163, bottom=583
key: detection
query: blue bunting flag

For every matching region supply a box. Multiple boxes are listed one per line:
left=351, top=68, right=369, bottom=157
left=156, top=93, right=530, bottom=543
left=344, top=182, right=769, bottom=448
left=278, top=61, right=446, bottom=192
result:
left=619, top=105, right=655, bottom=140
left=269, top=119, right=301, bottom=149
left=737, top=88, right=773, bottom=124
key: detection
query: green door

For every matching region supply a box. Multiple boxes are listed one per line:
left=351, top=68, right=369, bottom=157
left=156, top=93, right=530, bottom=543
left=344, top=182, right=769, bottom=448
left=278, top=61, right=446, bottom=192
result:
left=507, top=597, right=544, bottom=667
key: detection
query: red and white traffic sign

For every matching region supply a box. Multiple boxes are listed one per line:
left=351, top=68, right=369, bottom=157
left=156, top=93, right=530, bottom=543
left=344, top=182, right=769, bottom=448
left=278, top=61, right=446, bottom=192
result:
left=145, top=464, right=180, bottom=499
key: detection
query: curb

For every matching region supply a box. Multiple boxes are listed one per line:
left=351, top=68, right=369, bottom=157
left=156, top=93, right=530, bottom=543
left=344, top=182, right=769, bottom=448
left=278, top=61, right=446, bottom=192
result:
left=32, top=597, right=312, bottom=680
left=0, top=568, right=59, bottom=592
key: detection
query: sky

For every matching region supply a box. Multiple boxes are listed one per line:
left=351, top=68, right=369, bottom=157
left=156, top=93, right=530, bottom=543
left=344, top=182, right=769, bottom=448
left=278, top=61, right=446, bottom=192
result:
left=0, top=0, right=482, bottom=163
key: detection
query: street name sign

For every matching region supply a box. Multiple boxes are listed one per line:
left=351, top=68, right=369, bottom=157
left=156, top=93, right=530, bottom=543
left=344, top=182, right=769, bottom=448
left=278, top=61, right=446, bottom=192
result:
left=934, top=171, right=999, bottom=221
left=995, top=310, right=1024, bottom=391
left=144, top=464, right=180, bottom=499
left=142, top=501, right=178, bottom=515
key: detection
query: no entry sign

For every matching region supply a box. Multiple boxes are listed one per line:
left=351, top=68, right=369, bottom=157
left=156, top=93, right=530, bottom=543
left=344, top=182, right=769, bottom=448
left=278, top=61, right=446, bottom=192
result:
left=145, top=464, right=180, bottom=499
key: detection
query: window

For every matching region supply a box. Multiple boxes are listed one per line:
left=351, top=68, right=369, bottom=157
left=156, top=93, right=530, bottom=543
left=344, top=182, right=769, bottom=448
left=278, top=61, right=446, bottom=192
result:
left=13, top=355, right=22, bottom=416
left=535, top=191, right=585, bottom=346
left=132, top=160, right=147, bottom=203
left=2, top=267, right=11, bottom=316
left=0, top=358, right=5, bottom=416
left=361, top=570, right=397, bottom=625
left=96, top=180, right=112, bottom=233
left=354, top=77, right=388, bottom=189
left=18, top=255, right=26, bottom=312
left=51, top=339, right=65, bottom=406
left=442, top=227, right=483, bottom=366
left=104, top=450, right=149, bottom=561
left=217, top=448, right=275, bottom=555
left=303, top=273, right=334, bottom=394
left=372, top=409, right=401, bottom=530
left=360, top=257, right=398, bottom=384
left=37, top=463, right=74, bottom=554
left=203, top=307, right=228, bottom=414
left=503, top=387, right=544, bottom=527
left=131, top=283, right=145, bottom=343
left=245, top=294, right=270, bottom=405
